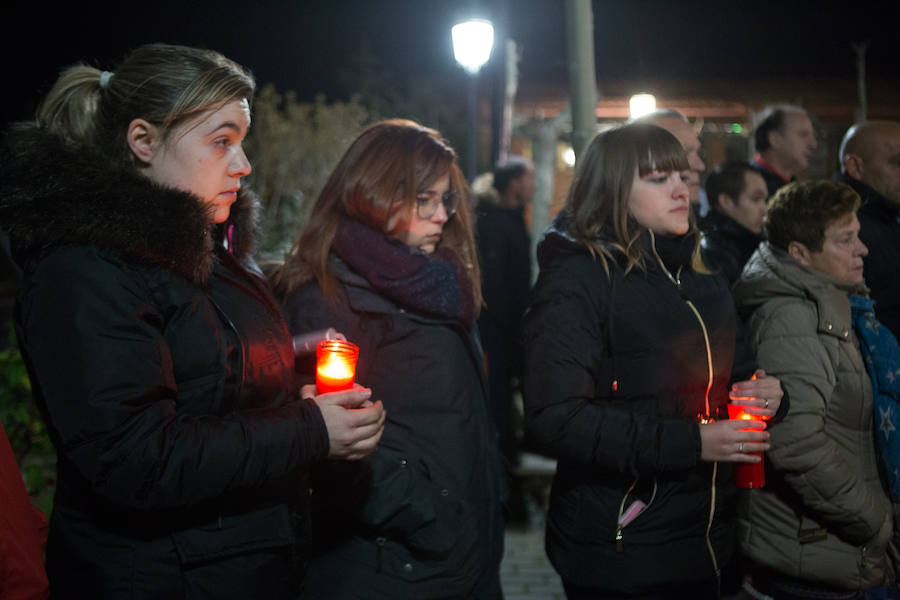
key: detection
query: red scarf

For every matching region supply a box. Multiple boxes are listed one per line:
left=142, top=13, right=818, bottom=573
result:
left=752, top=154, right=791, bottom=183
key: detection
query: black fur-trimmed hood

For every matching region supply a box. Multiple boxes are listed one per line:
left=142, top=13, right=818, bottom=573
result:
left=0, top=125, right=260, bottom=285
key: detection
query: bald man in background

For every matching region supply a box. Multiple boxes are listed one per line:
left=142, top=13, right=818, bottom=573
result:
left=634, top=109, right=708, bottom=212
left=840, top=120, right=900, bottom=338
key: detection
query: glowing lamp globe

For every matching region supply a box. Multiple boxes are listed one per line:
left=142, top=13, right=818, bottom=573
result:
left=629, top=93, right=657, bottom=119
left=452, top=20, right=494, bottom=74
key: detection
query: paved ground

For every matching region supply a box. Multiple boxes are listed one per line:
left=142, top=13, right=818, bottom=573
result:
left=500, top=454, right=565, bottom=600
left=501, top=521, right=565, bottom=600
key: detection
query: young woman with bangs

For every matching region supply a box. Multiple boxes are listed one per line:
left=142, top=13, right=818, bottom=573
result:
left=522, top=123, right=785, bottom=599
left=272, top=119, right=505, bottom=599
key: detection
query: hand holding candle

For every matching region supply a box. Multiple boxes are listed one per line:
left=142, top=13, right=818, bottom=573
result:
left=303, top=384, right=385, bottom=460
left=729, top=369, right=784, bottom=419
left=698, top=418, right=769, bottom=464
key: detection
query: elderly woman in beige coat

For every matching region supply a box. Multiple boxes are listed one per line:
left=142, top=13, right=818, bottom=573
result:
left=733, top=180, right=893, bottom=599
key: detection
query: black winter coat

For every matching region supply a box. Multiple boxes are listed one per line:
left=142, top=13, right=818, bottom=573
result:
left=522, top=219, right=738, bottom=595
left=476, top=202, right=532, bottom=336
left=0, top=129, right=329, bottom=599
left=700, top=210, right=763, bottom=285
left=282, top=255, right=505, bottom=600
left=475, top=201, right=532, bottom=461
left=847, top=175, right=900, bottom=341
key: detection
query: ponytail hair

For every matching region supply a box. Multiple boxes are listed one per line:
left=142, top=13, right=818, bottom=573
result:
left=36, top=65, right=105, bottom=146
left=36, top=43, right=254, bottom=168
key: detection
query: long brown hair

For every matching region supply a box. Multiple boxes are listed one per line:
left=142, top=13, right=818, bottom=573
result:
left=565, top=123, right=703, bottom=273
left=272, top=119, right=481, bottom=307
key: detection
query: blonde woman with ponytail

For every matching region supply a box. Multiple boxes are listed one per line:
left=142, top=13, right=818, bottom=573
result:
left=0, top=44, right=384, bottom=599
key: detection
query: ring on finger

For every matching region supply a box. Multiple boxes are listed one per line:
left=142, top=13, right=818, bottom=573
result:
left=738, top=441, right=744, bottom=453
left=764, top=398, right=769, bottom=409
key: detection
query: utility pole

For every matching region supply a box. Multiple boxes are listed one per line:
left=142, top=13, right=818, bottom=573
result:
left=493, top=39, right=519, bottom=167
left=565, top=0, right=598, bottom=161
left=489, top=0, right=517, bottom=168
left=853, top=42, right=868, bottom=123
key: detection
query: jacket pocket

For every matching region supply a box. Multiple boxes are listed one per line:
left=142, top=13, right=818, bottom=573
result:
left=860, top=507, right=893, bottom=585
left=401, top=460, right=468, bottom=559
left=614, top=478, right=658, bottom=552
left=560, top=472, right=640, bottom=545
left=171, top=503, right=294, bottom=565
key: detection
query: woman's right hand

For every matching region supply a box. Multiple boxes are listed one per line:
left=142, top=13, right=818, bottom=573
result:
left=303, top=384, right=386, bottom=460
left=699, top=419, right=770, bottom=463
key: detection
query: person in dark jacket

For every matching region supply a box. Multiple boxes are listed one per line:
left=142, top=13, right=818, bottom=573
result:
left=839, top=120, right=900, bottom=340
left=522, top=124, right=785, bottom=599
left=0, top=44, right=385, bottom=599
left=475, top=156, right=534, bottom=524
left=272, top=119, right=506, bottom=599
left=700, top=161, right=768, bottom=284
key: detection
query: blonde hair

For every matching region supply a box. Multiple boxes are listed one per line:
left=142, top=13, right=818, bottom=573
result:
left=37, top=43, right=255, bottom=168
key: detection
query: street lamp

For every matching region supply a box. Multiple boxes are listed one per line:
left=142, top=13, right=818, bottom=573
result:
left=452, top=19, right=494, bottom=181
left=629, top=93, right=657, bottom=119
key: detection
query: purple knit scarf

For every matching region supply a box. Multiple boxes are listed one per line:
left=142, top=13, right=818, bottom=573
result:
left=332, top=217, right=476, bottom=328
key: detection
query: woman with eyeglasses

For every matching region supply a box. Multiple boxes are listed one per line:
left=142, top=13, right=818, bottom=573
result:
left=272, top=119, right=505, bottom=599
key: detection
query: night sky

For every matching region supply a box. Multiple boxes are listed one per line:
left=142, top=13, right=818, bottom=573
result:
left=4, top=0, right=897, bottom=127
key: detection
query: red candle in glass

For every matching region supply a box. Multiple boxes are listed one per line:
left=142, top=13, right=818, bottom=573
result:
left=316, top=340, right=359, bottom=394
left=727, top=403, right=766, bottom=488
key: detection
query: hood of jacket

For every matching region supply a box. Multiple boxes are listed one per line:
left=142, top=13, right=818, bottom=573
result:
left=700, top=210, right=763, bottom=250
left=733, top=242, right=866, bottom=336
left=0, top=125, right=260, bottom=285
left=841, top=173, right=900, bottom=222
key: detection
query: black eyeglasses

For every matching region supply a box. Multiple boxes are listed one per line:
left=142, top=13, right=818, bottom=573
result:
left=415, top=190, right=459, bottom=220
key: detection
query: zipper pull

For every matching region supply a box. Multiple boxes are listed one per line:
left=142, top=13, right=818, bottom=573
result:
left=615, top=528, right=623, bottom=552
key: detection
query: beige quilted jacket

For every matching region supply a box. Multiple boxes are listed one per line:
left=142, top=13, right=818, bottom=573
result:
left=732, top=242, right=892, bottom=589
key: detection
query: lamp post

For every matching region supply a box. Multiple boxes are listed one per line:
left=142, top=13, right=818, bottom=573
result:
left=629, top=93, right=657, bottom=119
left=452, top=19, right=494, bottom=182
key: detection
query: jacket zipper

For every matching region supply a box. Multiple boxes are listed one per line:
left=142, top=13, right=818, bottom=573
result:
left=615, top=479, right=639, bottom=552
left=683, top=299, right=714, bottom=419
left=651, top=235, right=720, bottom=590
left=614, top=478, right=658, bottom=552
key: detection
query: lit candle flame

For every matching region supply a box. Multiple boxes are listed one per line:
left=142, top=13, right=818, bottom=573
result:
left=318, top=358, right=353, bottom=380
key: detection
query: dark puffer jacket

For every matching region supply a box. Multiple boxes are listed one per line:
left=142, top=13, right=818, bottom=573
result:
left=0, top=128, right=329, bottom=599
left=522, top=217, right=739, bottom=595
left=700, top=210, right=763, bottom=285
left=282, top=255, right=505, bottom=600
left=845, top=175, right=900, bottom=341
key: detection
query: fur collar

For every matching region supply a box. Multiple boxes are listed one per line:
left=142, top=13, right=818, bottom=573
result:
left=0, top=125, right=260, bottom=285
